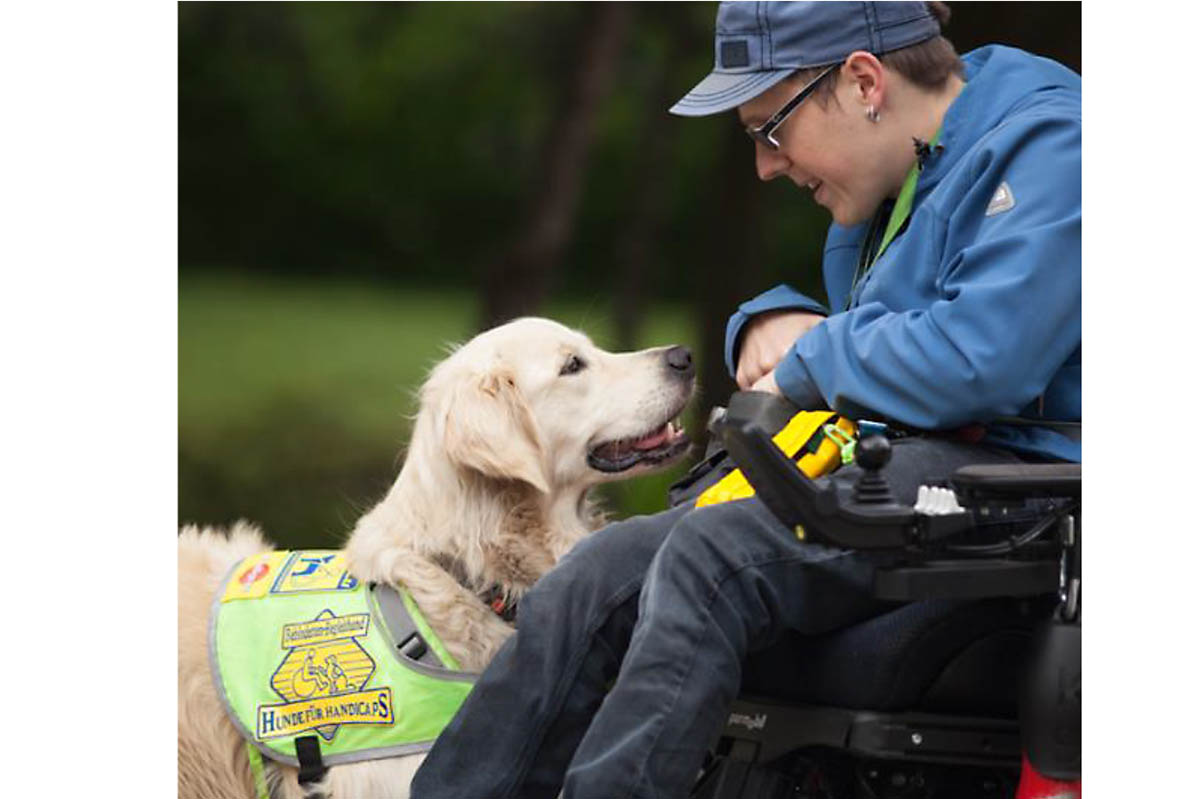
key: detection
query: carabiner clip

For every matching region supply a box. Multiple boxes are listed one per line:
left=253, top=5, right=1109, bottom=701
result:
left=822, top=424, right=857, bottom=465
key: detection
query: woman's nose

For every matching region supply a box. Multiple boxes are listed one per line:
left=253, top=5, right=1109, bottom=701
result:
left=755, top=142, right=789, bottom=182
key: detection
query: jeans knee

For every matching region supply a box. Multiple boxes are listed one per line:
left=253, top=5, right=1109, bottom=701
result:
left=654, top=498, right=811, bottom=590
left=668, top=502, right=759, bottom=557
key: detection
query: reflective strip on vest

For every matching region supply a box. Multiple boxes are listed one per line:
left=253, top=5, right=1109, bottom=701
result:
left=208, top=550, right=478, bottom=768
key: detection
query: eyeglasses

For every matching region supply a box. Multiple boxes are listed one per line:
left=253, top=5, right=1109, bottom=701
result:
left=745, top=63, right=841, bottom=150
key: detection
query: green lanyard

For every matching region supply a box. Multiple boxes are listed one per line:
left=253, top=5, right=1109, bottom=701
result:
left=848, top=127, right=942, bottom=307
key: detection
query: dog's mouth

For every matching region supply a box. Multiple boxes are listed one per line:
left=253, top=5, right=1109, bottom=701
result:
left=587, top=417, right=692, bottom=474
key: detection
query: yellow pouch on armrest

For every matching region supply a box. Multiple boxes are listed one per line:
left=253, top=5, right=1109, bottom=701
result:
left=695, top=411, right=857, bottom=508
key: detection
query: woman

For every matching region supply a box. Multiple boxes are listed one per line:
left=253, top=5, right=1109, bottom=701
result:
left=413, top=3, right=1081, bottom=797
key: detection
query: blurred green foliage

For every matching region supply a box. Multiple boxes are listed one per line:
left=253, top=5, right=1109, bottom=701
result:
left=179, top=2, right=830, bottom=300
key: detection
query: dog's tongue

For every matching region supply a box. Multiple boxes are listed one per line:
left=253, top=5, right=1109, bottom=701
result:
left=632, top=424, right=670, bottom=451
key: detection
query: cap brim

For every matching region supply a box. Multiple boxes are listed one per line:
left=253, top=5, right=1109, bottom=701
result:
left=668, top=68, right=795, bottom=117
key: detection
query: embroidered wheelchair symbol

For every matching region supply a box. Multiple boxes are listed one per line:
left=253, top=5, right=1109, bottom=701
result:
left=291, top=650, right=351, bottom=698
left=256, top=609, right=393, bottom=742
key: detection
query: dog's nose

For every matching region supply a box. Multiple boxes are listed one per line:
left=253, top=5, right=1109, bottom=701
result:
left=665, top=346, right=694, bottom=376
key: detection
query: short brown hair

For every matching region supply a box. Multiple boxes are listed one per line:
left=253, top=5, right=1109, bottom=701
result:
left=790, top=2, right=964, bottom=104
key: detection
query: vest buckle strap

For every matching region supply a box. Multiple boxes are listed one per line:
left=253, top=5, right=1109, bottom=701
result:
left=397, top=632, right=429, bottom=662
left=295, top=734, right=328, bottom=786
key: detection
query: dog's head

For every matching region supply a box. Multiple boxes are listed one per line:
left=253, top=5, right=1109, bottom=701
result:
left=421, top=317, right=695, bottom=495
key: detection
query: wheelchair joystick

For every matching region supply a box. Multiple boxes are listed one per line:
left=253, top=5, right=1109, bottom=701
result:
left=855, top=434, right=891, bottom=470
left=852, top=435, right=898, bottom=506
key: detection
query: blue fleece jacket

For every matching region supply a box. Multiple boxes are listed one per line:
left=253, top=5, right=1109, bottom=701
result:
left=724, top=46, right=1081, bottom=462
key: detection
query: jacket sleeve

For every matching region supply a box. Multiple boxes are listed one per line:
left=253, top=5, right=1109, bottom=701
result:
left=723, top=285, right=829, bottom=377
left=773, top=115, right=1081, bottom=427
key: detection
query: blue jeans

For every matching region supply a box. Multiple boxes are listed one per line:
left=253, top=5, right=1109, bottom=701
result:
left=411, top=437, right=1024, bottom=799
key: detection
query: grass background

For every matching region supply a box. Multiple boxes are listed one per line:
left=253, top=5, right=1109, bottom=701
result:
left=179, top=270, right=702, bottom=548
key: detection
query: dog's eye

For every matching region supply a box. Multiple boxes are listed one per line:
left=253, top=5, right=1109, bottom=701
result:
left=559, top=355, right=587, bottom=376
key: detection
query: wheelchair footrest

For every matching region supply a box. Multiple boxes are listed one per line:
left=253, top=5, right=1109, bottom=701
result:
left=720, top=698, right=1020, bottom=768
left=873, top=559, right=1060, bottom=601
left=850, top=711, right=1020, bottom=766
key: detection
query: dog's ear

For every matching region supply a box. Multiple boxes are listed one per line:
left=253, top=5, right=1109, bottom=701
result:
left=442, top=367, right=549, bottom=493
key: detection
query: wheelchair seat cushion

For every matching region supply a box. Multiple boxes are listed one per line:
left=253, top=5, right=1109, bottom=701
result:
left=741, top=597, right=1051, bottom=716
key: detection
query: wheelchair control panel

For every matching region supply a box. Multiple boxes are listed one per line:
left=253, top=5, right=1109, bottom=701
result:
left=711, top=391, right=1081, bottom=603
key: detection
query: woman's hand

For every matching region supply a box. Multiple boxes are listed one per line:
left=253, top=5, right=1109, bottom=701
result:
left=749, top=370, right=781, bottom=395
left=735, top=310, right=825, bottom=390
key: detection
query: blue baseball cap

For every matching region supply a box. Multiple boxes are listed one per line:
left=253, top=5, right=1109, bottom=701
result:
left=670, top=2, right=941, bottom=117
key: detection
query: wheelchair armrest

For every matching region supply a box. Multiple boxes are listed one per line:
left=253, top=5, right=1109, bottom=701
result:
left=715, top=405, right=918, bottom=549
left=715, top=392, right=1080, bottom=560
left=952, top=463, right=1081, bottom=501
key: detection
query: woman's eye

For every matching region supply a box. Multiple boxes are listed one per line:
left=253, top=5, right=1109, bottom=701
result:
left=560, top=355, right=587, bottom=376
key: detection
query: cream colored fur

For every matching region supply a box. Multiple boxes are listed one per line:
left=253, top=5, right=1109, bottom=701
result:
left=178, top=317, right=693, bottom=799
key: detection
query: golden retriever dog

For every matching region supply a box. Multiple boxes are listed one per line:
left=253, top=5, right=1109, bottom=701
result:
left=179, top=317, right=695, bottom=799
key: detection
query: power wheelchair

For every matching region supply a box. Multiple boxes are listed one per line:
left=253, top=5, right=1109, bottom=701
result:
left=676, top=392, right=1080, bottom=799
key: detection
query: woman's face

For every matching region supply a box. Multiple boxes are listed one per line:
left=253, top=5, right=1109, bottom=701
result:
left=738, top=72, right=895, bottom=226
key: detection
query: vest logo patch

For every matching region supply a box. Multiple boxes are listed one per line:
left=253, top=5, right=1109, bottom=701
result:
left=985, top=181, right=1016, bottom=216
left=282, top=614, right=371, bottom=648
left=241, top=561, right=271, bottom=587
left=257, top=608, right=394, bottom=742
left=223, top=552, right=289, bottom=602
left=271, top=551, right=360, bottom=595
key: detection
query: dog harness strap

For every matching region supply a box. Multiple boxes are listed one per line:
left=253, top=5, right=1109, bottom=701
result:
left=295, top=735, right=327, bottom=785
left=246, top=740, right=271, bottom=799
left=372, top=584, right=447, bottom=668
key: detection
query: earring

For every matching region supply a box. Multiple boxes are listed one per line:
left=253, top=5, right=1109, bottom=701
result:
left=866, top=106, right=881, bottom=123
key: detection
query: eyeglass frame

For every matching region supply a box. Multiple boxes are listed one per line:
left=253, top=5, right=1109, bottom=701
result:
left=745, top=62, right=842, bottom=150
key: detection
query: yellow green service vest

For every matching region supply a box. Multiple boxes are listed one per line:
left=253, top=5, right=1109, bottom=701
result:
left=208, top=550, right=477, bottom=775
